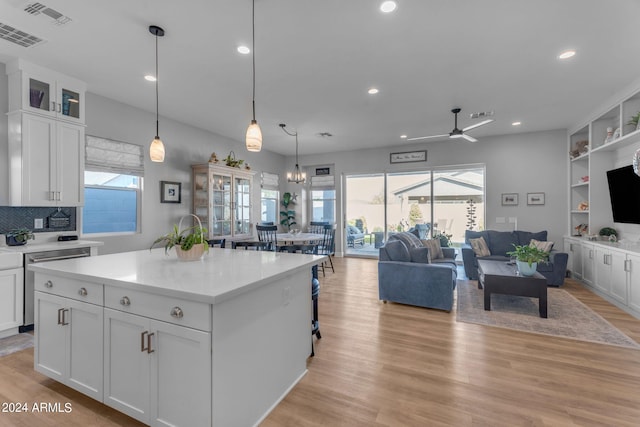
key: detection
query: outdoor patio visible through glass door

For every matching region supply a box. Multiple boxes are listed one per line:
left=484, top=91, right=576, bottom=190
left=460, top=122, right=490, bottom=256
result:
left=344, top=174, right=384, bottom=256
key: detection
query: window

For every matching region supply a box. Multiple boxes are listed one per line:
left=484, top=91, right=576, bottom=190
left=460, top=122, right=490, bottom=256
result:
left=310, top=175, right=336, bottom=223
left=82, top=136, right=143, bottom=235
left=260, top=172, right=279, bottom=224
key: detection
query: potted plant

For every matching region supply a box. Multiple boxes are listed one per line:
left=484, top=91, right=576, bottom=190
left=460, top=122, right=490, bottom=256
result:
left=279, top=192, right=297, bottom=231
left=151, top=215, right=209, bottom=261
left=506, top=244, right=549, bottom=277
left=5, top=227, right=35, bottom=246
left=599, top=227, right=618, bottom=242
left=434, top=231, right=453, bottom=247
left=628, top=112, right=640, bottom=130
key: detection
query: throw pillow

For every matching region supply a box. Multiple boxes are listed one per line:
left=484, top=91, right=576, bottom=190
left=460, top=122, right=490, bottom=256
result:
left=410, top=247, right=431, bottom=264
left=421, top=239, right=443, bottom=259
left=530, top=239, right=554, bottom=252
left=469, top=236, right=491, bottom=257
left=384, top=240, right=411, bottom=262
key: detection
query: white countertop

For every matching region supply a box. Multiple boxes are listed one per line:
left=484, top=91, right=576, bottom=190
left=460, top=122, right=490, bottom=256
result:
left=29, top=248, right=325, bottom=304
left=565, top=235, right=640, bottom=254
left=0, top=239, right=103, bottom=254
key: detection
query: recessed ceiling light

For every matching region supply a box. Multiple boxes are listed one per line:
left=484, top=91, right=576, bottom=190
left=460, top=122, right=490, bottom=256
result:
left=144, top=75, right=156, bottom=82
left=558, top=49, right=576, bottom=60
left=512, top=121, right=521, bottom=126
left=400, top=134, right=407, bottom=139
left=380, top=1, right=398, bottom=13
left=368, top=88, right=379, bottom=95
left=237, top=45, right=250, bottom=54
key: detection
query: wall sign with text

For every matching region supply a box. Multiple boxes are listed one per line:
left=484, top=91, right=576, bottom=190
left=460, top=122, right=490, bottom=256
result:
left=390, top=150, right=427, bottom=164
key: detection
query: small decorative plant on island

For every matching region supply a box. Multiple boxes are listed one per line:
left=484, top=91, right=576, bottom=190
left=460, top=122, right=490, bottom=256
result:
left=5, top=228, right=35, bottom=246
left=151, top=215, right=209, bottom=261
left=506, top=244, right=549, bottom=277
left=279, top=192, right=297, bottom=231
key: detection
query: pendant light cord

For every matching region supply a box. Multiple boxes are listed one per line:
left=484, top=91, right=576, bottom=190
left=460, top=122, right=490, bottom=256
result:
left=252, top=0, right=256, bottom=121
left=155, top=32, right=160, bottom=138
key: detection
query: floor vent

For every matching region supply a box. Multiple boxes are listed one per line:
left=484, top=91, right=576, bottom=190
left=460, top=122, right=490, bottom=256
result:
left=0, top=22, right=44, bottom=47
left=24, top=2, right=72, bottom=26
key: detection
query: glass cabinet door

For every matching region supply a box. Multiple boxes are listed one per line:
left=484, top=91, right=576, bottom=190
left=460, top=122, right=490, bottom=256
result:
left=193, top=171, right=209, bottom=228
left=211, top=173, right=232, bottom=237
left=60, top=87, right=81, bottom=120
left=234, top=177, right=251, bottom=235
left=28, top=77, right=51, bottom=113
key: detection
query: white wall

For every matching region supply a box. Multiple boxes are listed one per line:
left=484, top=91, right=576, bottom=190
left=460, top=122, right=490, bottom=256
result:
left=85, top=93, right=285, bottom=254
left=288, top=129, right=568, bottom=253
left=0, top=63, right=8, bottom=203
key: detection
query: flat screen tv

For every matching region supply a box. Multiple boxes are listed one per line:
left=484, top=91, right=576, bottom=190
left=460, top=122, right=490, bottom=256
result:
left=606, top=165, right=640, bottom=224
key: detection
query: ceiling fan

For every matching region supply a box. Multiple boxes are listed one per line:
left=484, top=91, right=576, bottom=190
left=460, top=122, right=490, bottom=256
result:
left=407, top=108, right=494, bottom=143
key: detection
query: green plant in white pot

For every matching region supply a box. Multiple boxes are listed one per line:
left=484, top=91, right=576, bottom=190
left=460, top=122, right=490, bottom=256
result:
left=151, top=215, right=209, bottom=261
left=506, top=244, right=549, bottom=277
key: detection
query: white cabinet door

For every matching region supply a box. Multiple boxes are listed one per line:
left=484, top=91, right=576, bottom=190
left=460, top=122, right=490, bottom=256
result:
left=104, top=308, right=212, bottom=427
left=9, top=113, right=84, bottom=206
left=104, top=308, right=151, bottom=424
left=627, top=254, right=640, bottom=313
left=594, top=247, right=612, bottom=293
left=609, top=250, right=628, bottom=304
left=0, top=267, right=23, bottom=336
left=150, top=320, right=211, bottom=427
left=34, top=291, right=102, bottom=400
left=56, top=121, right=84, bottom=206
left=582, top=243, right=595, bottom=286
left=564, top=238, right=583, bottom=279
left=34, top=292, right=66, bottom=382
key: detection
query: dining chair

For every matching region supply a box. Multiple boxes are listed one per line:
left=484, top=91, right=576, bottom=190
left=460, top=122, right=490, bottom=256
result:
left=207, top=238, right=226, bottom=248
left=318, top=224, right=335, bottom=276
left=308, top=221, right=329, bottom=234
left=256, top=224, right=278, bottom=250
left=231, top=241, right=272, bottom=251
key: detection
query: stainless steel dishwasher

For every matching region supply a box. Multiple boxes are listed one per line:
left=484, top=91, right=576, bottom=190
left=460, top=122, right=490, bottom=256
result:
left=22, top=246, right=92, bottom=331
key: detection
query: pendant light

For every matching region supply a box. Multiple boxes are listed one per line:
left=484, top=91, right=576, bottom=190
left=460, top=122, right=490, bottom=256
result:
left=280, top=124, right=306, bottom=184
left=245, top=0, right=262, bottom=152
left=149, top=25, right=165, bottom=162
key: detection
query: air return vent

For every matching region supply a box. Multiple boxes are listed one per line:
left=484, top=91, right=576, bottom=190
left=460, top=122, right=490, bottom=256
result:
left=24, top=2, right=72, bottom=26
left=0, top=22, right=44, bottom=47
left=469, top=111, right=495, bottom=119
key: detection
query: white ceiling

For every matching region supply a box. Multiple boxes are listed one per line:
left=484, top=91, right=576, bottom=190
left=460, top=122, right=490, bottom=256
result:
left=1, top=0, right=639, bottom=156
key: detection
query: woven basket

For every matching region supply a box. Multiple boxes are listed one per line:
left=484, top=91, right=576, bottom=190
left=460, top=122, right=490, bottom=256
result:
left=175, top=214, right=207, bottom=261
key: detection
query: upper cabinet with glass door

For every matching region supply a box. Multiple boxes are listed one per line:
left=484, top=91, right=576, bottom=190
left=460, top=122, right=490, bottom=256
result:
left=6, top=59, right=86, bottom=124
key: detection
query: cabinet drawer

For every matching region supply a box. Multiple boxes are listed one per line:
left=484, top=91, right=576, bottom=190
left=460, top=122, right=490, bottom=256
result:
left=34, top=273, right=103, bottom=305
left=104, top=287, right=211, bottom=332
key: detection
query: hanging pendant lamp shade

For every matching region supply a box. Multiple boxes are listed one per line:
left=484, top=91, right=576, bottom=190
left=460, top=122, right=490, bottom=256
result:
left=149, top=25, right=165, bottom=162
left=245, top=0, right=262, bottom=152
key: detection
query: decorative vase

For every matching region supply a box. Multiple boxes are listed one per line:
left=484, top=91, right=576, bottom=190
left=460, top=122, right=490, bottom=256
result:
left=516, top=260, right=537, bottom=276
left=175, top=243, right=207, bottom=261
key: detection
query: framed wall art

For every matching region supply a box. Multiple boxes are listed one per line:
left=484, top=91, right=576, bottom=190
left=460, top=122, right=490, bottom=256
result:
left=501, top=193, right=518, bottom=206
left=527, top=192, right=545, bottom=205
left=160, top=181, right=181, bottom=203
left=390, top=150, right=427, bottom=164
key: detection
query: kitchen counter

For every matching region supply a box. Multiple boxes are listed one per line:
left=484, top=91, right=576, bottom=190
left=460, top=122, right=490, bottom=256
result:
left=29, top=247, right=323, bottom=304
left=0, top=239, right=103, bottom=254
left=30, top=247, right=323, bottom=426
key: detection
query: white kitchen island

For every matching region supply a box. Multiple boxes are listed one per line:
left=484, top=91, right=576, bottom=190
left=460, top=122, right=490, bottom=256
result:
left=29, top=247, right=324, bottom=427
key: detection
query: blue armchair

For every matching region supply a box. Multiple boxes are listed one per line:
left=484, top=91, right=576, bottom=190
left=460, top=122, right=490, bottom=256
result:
left=378, top=239, right=457, bottom=311
left=346, top=225, right=365, bottom=247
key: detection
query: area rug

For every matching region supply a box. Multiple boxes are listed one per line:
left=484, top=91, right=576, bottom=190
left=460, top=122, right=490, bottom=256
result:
left=456, top=281, right=640, bottom=349
left=0, top=333, right=34, bottom=357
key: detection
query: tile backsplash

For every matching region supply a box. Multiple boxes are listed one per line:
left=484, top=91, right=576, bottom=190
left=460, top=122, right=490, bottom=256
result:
left=0, top=206, right=76, bottom=234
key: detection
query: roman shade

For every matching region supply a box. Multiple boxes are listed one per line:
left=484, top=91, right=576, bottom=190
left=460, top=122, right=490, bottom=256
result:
left=261, top=171, right=279, bottom=189
left=85, top=135, right=144, bottom=176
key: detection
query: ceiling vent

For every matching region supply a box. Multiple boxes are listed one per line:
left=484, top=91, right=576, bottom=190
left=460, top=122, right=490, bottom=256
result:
left=318, top=132, right=333, bottom=138
left=24, top=2, right=72, bottom=26
left=0, top=22, right=44, bottom=47
left=469, top=111, right=495, bottom=119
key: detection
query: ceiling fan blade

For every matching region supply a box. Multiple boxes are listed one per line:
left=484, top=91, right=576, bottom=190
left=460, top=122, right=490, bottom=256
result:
left=406, top=133, right=449, bottom=141
left=461, top=134, right=478, bottom=142
left=462, top=119, right=494, bottom=132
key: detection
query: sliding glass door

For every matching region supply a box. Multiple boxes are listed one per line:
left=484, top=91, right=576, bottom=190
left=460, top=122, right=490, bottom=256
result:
left=344, top=166, right=484, bottom=257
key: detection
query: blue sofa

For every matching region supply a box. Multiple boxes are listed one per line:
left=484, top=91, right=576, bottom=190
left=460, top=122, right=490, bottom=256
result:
left=378, top=232, right=457, bottom=311
left=461, top=230, right=568, bottom=286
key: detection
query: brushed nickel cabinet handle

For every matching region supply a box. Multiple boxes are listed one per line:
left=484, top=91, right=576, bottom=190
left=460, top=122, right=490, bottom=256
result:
left=57, top=308, right=63, bottom=325
left=141, top=331, right=148, bottom=352
left=147, top=332, right=155, bottom=354
left=170, top=307, right=184, bottom=319
left=61, top=308, right=69, bottom=326
left=45, top=280, right=53, bottom=288
left=78, top=287, right=87, bottom=297
left=57, top=103, right=61, bottom=113
left=120, top=296, right=131, bottom=306
left=51, top=101, right=56, bottom=111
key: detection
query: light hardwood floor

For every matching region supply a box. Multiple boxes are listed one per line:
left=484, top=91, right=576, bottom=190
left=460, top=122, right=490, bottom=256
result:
left=1, top=257, right=640, bottom=426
